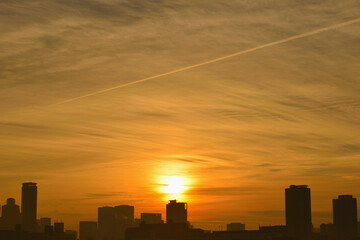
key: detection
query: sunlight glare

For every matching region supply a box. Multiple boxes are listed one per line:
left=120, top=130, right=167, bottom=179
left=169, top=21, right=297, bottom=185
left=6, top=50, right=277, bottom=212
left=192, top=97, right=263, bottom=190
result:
left=163, top=176, right=187, bottom=194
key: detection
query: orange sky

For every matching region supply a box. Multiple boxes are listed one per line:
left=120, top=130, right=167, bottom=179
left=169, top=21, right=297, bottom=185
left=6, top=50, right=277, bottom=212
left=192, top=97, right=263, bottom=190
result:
left=1, top=0, right=360, bottom=232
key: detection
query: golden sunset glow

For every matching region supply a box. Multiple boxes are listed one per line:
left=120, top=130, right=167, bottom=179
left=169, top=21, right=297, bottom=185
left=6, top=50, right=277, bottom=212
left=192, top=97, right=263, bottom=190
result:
left=1, top=0, right=360, bottom=233
left=163, top=176, right=187, bottom=194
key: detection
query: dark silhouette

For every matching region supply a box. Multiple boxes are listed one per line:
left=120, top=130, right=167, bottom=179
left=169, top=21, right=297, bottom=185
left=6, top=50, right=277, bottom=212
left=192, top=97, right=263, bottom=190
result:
left=140, top=213, right=163, bottom=224
left=98, top=205, right=135, bottom=240
left=115, top=205, right=135, bottom=240
left=285, top=185, right=312, bottom=240
left=259, top=225, right=287, bottom=233
left=333, top=195, right=358, bottom=240
left=39, top=218, right=52, bottom=232
left=226, top=222, right=245, bottom=231
left=98, top=206, right=116, bottom=240
left=213, top=227, right=287, bottom=240
left=126, top=222, right=208, bottom=240
left=54, top=222, right=65, bottom=233
left=166, top=200, right=187, bottom=224
left=320, top=223, right=334, bottom=238
left=79, top=221, right=97, bottom=240
left=2, top=182, right=360, bottom=240
left=65, top=230, right=77, bottom=239
left=45, top=225, right=54, bottom=233
left=115, top=206, right=134, bottom=223
left=21, top=182, right=37, bottom=232
left=0, top=198, right=21, bottom=230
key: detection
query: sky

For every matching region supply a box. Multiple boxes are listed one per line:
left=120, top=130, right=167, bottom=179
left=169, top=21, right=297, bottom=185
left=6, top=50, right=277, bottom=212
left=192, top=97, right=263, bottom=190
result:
left=1, top=0, right=360, bottom=231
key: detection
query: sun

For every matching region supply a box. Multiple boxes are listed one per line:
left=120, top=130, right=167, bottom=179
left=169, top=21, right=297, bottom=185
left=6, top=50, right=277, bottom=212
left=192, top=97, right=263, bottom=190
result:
left=163, top=176, right=187, bottom=194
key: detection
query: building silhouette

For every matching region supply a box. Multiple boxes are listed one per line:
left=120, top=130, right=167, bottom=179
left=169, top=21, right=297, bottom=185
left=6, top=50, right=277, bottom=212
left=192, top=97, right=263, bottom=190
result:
left=97, top=205, right=135, bottom=240
left=21, top=182, right=38, bottom=232
left=140, top=213, right=163, bottom=224
left=213, top=228, right=287, bottom=240
left=79, top=221, right=97, bottom=240
left=226, top=222, right=245, bottom=231
left=115, top=205, right=134, bottom=222
left=285, top=185, right=312, bottom=239
left=4, top=181, right=360, bottom=240
left=126, top=222, right=208, bottom=240
left=333, top=195, right=358, bottom=240
left=98, top=206, right=116, bottom=240
left=166, top=200, right=187, bottom=223
left=0, top=198, right=21, bottom=230
left=54, top=222, right=65, bottom=233
left=39, top=217, right=51, bottom=232
left=320, top=223, right=334, bottom=238
left=45, top=225, right=54, bottom=233
left=115, top=205, right=135, bottom=240
left=65, top=230, right=78, bottom=239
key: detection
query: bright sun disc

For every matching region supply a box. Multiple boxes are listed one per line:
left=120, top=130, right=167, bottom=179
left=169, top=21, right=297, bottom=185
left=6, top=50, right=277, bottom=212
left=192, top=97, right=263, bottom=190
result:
left=163, top=176, right=187, bottom=194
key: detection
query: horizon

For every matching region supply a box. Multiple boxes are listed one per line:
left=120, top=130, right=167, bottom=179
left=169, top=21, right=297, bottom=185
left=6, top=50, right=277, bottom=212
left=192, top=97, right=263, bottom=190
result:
left=1, top=182, right=358, bottom=232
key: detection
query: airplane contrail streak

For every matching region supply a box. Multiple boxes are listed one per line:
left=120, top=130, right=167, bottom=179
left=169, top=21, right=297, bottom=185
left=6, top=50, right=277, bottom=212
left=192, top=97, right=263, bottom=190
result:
left=53, top=18, right=360, bottom=106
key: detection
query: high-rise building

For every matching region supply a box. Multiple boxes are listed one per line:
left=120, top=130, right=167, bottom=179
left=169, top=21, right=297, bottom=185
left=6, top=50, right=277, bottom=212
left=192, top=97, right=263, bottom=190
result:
left=115, top=205, right=134, bottom=222
left=227, top=222, right=245, bottom=231
left=285, top=185, right=312, bottom=239
left=140, top=213, right=163, bottom=224
left=333, top=195, right=358, bottom=240
left=79, top=221, right=97, bottom=240
left=166, top=200, right=187, bottom=223
left=115, top=205, right=135, bottom=240
left=21, top=182, right=37, bottom=232
left=98, top=206, right=115, bottom=240
left=1, top=198, right=21, bottom=230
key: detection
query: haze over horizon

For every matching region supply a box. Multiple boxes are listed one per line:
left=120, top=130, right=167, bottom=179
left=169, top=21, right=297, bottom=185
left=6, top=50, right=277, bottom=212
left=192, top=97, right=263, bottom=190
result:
left=1, top=0, right=360, bottom=231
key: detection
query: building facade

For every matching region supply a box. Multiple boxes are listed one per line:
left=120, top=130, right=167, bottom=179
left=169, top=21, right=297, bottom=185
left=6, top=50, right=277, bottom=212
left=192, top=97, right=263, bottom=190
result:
left=226, top=223, right=245, bottom=231
left=333, top=195, right=358, bottom=240
left=140, top=213, right=162, bottom=224
left=79, top=221, right=97, bottom=240
left=166, top=200, right=187, bottom=224
left=21, top=182, right=38, bottom=232
left=1, top=198, right=21, bottom=230
left=285, top=185, right=312, bottom=239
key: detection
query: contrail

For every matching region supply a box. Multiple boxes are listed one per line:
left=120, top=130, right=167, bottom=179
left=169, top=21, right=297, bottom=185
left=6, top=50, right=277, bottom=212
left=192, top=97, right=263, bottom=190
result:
left=53, top=18, right=360, bottom=106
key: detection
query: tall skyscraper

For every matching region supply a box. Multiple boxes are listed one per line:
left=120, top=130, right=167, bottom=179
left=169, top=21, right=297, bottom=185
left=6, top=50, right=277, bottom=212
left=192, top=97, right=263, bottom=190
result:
left=285, top=185, right=312, bottom=239
left=1, top=198, right=21, bottom=230
left=98, top=206, right=115, bottom=240
left=166, top=200, right=187, bottom=223
left=21, top=182, right=37, bottom=232
left=140, top=213, right=162, bottom=224
left=115, top=205, right=134, bottom=240
left=333, top=195, right=358, bottom=240
left=79, top=221, right=97, bottom=240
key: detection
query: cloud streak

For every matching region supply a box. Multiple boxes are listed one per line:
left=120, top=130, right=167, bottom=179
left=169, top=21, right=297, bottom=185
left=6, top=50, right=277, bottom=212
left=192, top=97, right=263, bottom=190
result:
left=52, top=17, right=360, bottom=106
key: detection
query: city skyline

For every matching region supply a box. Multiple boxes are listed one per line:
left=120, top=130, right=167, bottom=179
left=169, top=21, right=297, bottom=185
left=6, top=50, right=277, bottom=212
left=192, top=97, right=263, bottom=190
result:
left=1, top=182, right=359, bottom=234
left=1, top=0, right=360, bottom=234
left=1, top=183, right=360, bottom=240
